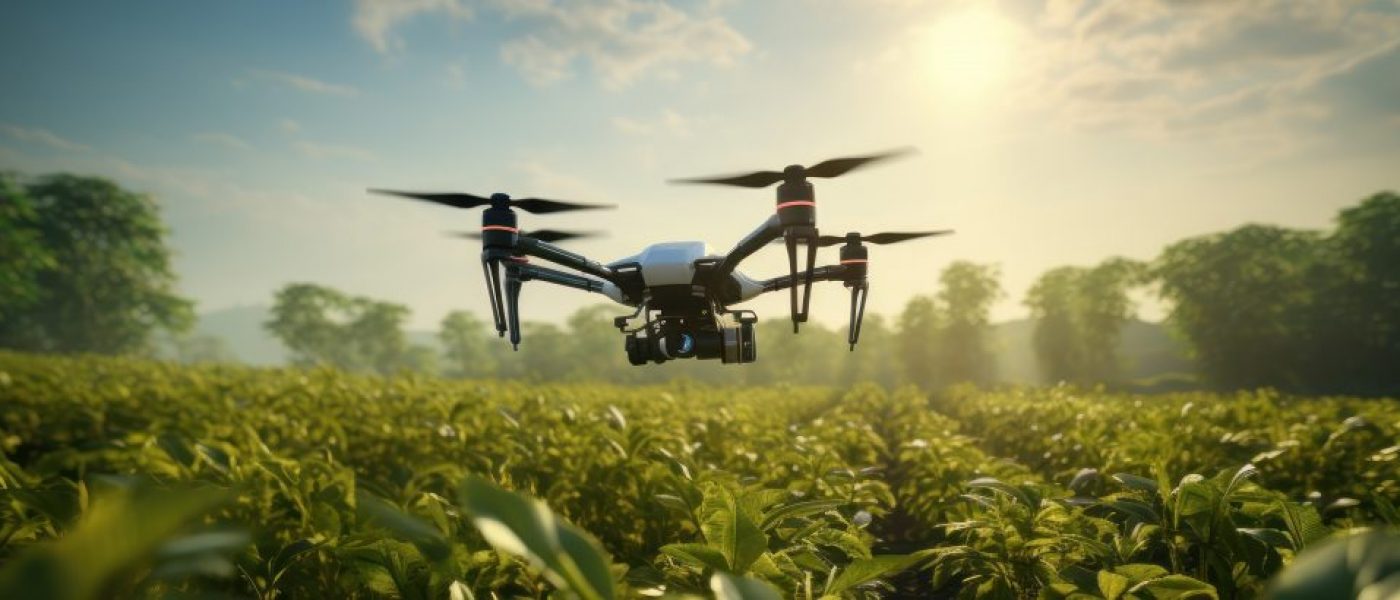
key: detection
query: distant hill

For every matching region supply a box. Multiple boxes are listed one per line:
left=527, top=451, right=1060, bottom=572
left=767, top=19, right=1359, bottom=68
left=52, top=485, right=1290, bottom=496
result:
left=191, top=306, right=1194, bottom=383
left=992, top=318, right=1195, bottom=385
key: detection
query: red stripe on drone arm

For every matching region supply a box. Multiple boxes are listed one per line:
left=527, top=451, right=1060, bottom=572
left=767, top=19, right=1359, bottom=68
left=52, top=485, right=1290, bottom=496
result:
left=776, top=201, right=816, bottom=210
left=481, top=225, right=519, bottom=232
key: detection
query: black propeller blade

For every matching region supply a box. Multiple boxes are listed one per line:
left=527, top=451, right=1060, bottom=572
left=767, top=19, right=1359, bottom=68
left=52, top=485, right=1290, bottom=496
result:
left=773, top=230, right=954, bottom=247
left=369, top=189, right=614, bottom=214
left=670, top=148, right=915, bottom=188
left=447, top=229, right=602, bottom=244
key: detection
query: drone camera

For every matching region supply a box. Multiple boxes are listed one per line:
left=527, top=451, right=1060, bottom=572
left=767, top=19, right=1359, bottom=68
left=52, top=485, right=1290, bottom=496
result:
left=624, top=313, right=757, bottom=365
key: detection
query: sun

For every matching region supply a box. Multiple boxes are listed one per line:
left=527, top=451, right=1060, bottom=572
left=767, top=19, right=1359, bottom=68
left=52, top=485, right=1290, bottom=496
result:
left=918, top=5, right=1020, bottom=104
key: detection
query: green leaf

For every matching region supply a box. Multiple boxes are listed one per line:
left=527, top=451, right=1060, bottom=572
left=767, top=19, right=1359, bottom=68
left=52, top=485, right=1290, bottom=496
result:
left=458, top=476, right=616, bottom=600
left=1112, top=563, right=1168, bottom=582
left=759, top=498, right=846, bottom=531
left=1098, top=569, right=1130, bottom=600
left=357, top=491, right=451, bottom=562
left=0, top=483, right=230, bottom=600
left=660, top=543, right=731, bottom=572
left=826, top=553, right=930, bottom=595
left=1132, top=574, right=1217, bottom=599
left=710, top=572, right=783, bottom=600
left=699, top=485, right=768, bottom=573
left=967, top=477, right=1033, bottom=507
left=1111, top=473, right=1159, bottom=495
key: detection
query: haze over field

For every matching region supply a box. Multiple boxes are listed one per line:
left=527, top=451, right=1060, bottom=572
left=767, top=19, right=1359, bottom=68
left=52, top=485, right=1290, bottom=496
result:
left=3, top=0, right=1399, bottom=328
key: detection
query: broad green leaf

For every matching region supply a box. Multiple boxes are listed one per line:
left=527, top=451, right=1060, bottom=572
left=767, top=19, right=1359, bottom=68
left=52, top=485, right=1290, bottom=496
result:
left=759, top=498, right=846, bottom=531
left=458, top=476, right=616, bottom=600
left=1111, top=563, right=1168, bottom=582
left=1097, top=569, right=1130, bottom=600
left=826, top=553, right=930, bottom=595
left=1111, top=473, right=1159, bottom=495
left=967, top=477, right=1033, bottom=507
left=661, top=543, right=730, bottom=572
left=710, top=572, right=782, bottom=600
left=358, top=491, right=451, bottom=562
left=699, top=485, right=768, bottom=574
left=0, top=483, right=230, bottom=600
left=1132, top=574, right=1217, bottom=599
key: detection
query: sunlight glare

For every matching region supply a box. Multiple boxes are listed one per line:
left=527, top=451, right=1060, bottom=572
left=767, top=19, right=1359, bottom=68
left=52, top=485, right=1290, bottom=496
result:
left=919, top=6, right=1020, bottom=104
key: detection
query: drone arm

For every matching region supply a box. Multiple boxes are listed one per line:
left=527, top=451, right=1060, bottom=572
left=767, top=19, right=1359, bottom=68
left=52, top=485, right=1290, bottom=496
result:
left=712, top=214, right=783, bottom=281
left=514, top=263, right=628, bottom=305
left=742, top=264, right=851, bottom=300
left=515, top=237, right=617, bottom=283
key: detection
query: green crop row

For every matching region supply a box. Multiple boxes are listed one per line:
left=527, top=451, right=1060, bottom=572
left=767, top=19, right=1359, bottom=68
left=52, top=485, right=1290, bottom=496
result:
left=0, top=352, right=1396, bottom=599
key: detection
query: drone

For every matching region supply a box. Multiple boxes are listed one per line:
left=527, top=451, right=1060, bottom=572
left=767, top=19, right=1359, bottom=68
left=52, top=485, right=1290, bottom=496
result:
left=369, top=149, right=953, bottom=366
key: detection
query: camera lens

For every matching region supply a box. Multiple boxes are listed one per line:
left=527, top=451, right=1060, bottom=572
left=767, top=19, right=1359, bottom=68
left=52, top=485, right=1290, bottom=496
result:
left=677, top=333, right=694, bottom=354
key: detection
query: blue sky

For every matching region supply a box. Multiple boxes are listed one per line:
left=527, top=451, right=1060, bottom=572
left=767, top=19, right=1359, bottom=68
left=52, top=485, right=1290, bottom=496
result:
left=3, top=0, right=1398, bottom=328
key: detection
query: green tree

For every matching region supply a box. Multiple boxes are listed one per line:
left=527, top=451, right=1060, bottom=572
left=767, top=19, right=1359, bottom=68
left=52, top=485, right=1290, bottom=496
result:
left=931, top=261, right=1002, bottom=386
left=1316, top=191, right=1400, bottom=394
left=0, top=173, right=54, bottom=322
left=1025, top=267, right=1082, bottom=383
left=265, top=283, right=412, bottom=374
left=439, top=310, right=496, bottom=378
left=0, top=174, right=192, bottom=354
left=896, top=295, right=942, bottom=389
left=1025, top=258, right=1144, bottom=385
left=1153, top=225, right=1320, bottom=390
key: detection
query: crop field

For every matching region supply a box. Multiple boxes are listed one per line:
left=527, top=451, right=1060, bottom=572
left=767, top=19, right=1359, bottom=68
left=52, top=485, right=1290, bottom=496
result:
left=0, top=351, right=1396, bottom=599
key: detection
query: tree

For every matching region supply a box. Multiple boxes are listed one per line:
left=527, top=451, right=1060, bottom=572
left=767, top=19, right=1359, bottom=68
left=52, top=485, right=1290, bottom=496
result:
left=896, top=295, right=942, bottom=389
left=1320, top=191, right=1400, bottom=394
left=1025, top=258, right=1144, bottom=385
left=931, top=261, right=1002, bottom=386
left=439, top=310, right=496, bottom=378
left=265, top=283, right=413, bottom=374
left=0, top=174, right=193, bottom=354
left=0, top=174, right=54, bottom=322
left=1153, top=225, right=1321, bottom=390
left=1025, top=267, right=1082, bottom=383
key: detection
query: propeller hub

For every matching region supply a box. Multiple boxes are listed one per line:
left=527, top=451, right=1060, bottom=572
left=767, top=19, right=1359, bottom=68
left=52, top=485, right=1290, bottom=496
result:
left=782, top=165, right=805, bottom=180
left=489, top=192, right=511, bottom=207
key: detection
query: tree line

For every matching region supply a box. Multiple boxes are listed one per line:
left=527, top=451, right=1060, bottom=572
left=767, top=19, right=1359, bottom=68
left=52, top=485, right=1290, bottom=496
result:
left=2, top=171, right=1396, bottom=394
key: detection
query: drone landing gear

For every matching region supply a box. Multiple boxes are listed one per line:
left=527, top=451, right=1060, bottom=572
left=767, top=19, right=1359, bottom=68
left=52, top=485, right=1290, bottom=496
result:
left=783, top=227, right=818, bottom=333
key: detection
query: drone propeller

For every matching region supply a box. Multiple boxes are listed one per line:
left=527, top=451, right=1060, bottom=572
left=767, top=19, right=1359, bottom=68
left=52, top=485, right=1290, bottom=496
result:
left=669, top=148, right=915, bottom=188
left=369, top=189, right=615, bottom=214
left=447, top=229, right=602, bottom=244
left=775, top=230, right=955, bottom=247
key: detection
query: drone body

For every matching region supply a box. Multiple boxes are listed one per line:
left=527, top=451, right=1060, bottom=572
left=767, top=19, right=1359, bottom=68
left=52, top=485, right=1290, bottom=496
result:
left=370, top=149, right=952, bottom=366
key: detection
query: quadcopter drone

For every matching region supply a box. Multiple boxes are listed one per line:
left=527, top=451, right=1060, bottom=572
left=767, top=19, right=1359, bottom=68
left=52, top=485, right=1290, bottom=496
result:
left=369, top=149, right=952, bottom=366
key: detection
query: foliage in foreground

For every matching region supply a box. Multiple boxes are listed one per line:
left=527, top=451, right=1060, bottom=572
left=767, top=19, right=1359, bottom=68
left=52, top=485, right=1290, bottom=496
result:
left=0, top=352, right=1395, bottom=598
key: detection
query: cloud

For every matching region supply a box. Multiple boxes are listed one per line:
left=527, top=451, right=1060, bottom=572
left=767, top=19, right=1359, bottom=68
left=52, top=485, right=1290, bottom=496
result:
left=353, top=0, right=474, bottom=53
left=497, top=0, right=751, bottom=88
left=0, top=123, right=91, bottom=152
left=295, top=141, right=376, bottom=161
left=192, top=132, right=252, bottom=150
left=279, top=119, right=302, bottom=133
left=349, top=0, right=751, bottom=88
left=250, top=69, right=360, bottom=97
left=1018, top=0, right=1400, bottom=151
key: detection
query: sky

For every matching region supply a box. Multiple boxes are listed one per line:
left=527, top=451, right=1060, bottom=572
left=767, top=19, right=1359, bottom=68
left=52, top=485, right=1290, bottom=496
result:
left=2, top=0, right=1398, bottom=329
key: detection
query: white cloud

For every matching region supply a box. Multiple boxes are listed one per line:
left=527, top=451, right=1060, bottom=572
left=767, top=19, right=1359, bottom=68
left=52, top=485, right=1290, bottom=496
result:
left=349, top=0, right=751, bottom=88
left=296, top=141, right=376, bottom=161
left=496, top=0, right=751, bottom=89
left=192, top=132, right=252, bottom=150
left=0, top=123, right=90, bottom=152
left=279, top=119, right=302, bottom=133
left=353, top=0, right=474, bottom=53
left=250, top=69, right=359, bottom=97
left=1017, top=0, right=1400, bottom=149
